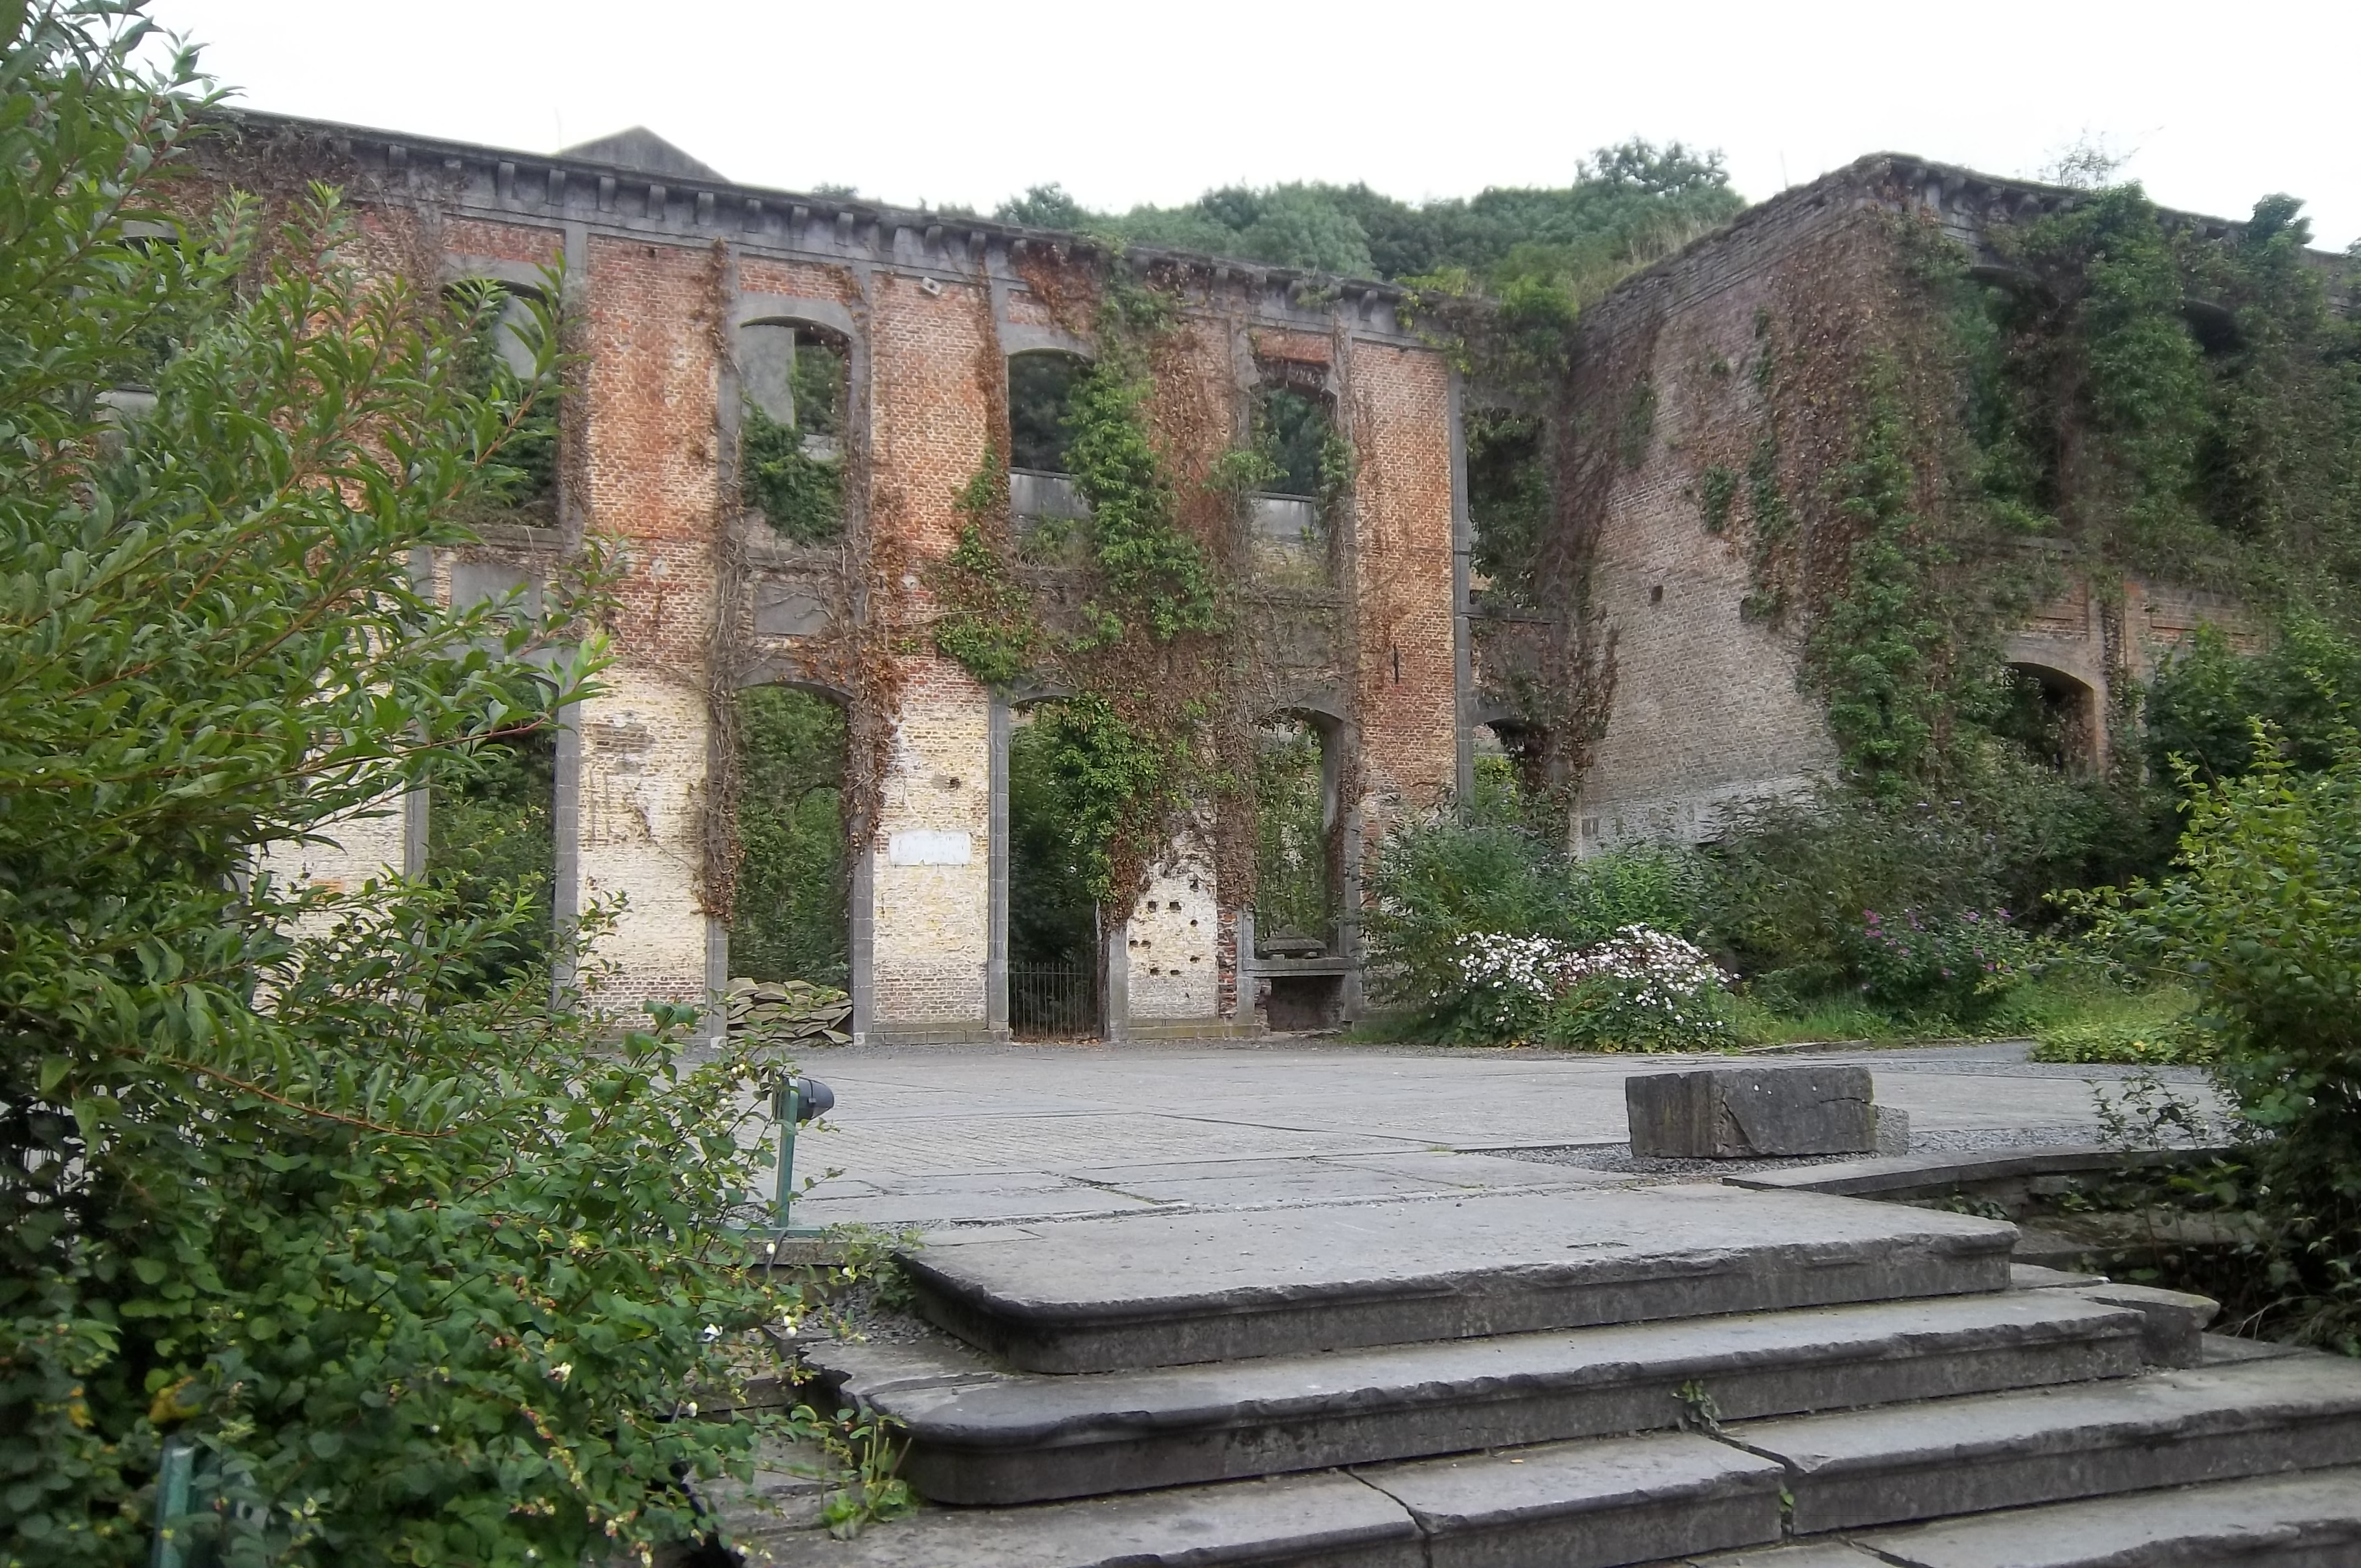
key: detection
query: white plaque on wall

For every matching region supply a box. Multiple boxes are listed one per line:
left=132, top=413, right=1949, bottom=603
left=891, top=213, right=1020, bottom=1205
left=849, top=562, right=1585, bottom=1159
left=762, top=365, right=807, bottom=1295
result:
left=888, top=829, right=972, bottom=867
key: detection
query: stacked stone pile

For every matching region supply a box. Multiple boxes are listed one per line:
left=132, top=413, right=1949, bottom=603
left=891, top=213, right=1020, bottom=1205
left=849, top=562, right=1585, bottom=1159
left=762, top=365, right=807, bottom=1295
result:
left=725, top=977, right=851, bottom=1050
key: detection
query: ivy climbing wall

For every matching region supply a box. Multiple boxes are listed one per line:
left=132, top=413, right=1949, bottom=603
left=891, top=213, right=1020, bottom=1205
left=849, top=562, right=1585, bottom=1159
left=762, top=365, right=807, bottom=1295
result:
left=1555, top=154, right=2328, bottom=849
left=192, top=112, right=1461, bottom=1041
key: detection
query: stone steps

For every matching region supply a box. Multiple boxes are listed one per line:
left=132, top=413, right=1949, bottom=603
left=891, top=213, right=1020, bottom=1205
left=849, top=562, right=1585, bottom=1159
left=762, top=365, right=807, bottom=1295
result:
left=745, top=1367, right=2361, bottom=1566
left=1829, top=1463, right=2361, bottom=1566
left=741, top=1184, right=2360, bottom=1565
left=901, top=1185, right=2018, bottom=1373
left=812, top=1288, right=2149, bottom=1504
left=1723, top=1352, right=2361, bottom=1534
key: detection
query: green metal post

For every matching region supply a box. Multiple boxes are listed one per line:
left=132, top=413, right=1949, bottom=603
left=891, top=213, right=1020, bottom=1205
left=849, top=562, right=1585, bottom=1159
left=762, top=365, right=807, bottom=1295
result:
left=151, top=1436, right=192, bottom=1568
left=774, top=1080, right=799, bottom=1231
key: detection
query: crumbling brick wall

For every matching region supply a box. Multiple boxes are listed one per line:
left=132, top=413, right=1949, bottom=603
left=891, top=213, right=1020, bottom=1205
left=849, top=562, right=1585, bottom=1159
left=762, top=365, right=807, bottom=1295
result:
left=196, top=113, right=1461, bottom=1041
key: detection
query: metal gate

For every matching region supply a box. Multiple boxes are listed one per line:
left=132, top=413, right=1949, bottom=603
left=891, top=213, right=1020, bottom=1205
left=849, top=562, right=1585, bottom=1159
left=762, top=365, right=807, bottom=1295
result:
left=1009, top=959, right=1099, bottom=1039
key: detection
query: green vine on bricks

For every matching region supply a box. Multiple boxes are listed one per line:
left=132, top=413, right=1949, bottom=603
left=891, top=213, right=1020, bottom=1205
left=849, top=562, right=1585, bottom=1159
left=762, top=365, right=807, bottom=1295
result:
left=1698, top=462, right=1737, bottom=533
left=742, top=399, right=845, bottom=544
left=1740, top=431, right=1793, bottom=622
left=1804, top=354, right=1952, bottom=791
left=1033, top=692, right=1203, bottom=901
left=929, top=451, right=1044, bottom=685
left=1064, top=351, right=1223, bottom=641
left=928, top=258, right=1230, bottom=903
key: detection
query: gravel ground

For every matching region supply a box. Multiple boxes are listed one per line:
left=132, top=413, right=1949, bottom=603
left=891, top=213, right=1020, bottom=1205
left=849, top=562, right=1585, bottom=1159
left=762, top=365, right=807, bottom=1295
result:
left=1490, top=1121, right=2119, bottom=1179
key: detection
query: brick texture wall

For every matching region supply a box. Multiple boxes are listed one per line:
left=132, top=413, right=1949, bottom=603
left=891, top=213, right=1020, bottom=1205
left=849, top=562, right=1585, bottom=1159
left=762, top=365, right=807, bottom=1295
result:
left=196, top=118, right=1460, bottom=1037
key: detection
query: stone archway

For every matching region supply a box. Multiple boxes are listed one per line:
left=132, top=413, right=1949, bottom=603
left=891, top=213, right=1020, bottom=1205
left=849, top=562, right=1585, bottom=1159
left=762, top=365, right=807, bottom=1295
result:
left=1998, top=661, right=2104, bottom=774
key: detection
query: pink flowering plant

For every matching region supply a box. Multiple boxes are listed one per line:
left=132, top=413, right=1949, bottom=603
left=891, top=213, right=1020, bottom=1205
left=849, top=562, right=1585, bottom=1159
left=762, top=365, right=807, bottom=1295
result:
left=1847, top=906, right=2029, bottom=1020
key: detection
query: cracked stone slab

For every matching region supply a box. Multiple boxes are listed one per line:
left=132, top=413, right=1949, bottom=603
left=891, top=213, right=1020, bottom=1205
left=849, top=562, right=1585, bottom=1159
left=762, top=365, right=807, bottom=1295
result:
left=1627, top=1066, right=1877, bottom=1158
left=1356, top=1430, right=1786, bottom=1568
left=1728, top=1352, right=2361, bottom=1534
left=1854, top=1463, right=2361, bottom=1566
left=899, top=1184, right=2018, bottom=1373
left=812, top=1291, right=2143, bottom=1505
left=741, top=1469, right=1422, bottom=1567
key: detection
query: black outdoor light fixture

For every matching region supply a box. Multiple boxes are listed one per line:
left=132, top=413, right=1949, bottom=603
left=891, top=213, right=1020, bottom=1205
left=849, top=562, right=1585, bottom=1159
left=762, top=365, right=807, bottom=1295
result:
left=771, top=1075, right=834, bottom=1235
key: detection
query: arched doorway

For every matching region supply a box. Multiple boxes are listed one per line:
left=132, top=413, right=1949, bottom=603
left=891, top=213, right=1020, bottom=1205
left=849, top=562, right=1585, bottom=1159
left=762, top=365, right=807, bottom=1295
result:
left=1995, top=662, right=2102, bottom=773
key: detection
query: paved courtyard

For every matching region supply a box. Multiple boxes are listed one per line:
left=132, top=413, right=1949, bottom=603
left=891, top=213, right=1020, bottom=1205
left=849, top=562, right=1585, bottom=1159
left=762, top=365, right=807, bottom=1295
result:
left=779, top=1039, right=2214, bottom=1232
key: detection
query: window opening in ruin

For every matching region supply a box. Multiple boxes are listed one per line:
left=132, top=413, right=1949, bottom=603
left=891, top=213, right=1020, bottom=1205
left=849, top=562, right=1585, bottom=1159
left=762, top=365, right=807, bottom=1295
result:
left=729, top=685, right=851, bottom=986
left=428, top=724, right=557, bottom=990
left=1991, top=663, right=2097, bottom=774
left=1466, top=408, right=1548, bottom=608
left=1009, top=352, right=1087, bottom=473
left=741, top=323, right=848, bottom=545
left=1248, top=381, right=1340, bottom=590
left=1008, top=704, right=1102, bottom=1037
left=1252, top=717, right=1335, bottom=959
left=1007, top=352, right=1094, bottom=553
left=447, top=282, right=557, bottom=521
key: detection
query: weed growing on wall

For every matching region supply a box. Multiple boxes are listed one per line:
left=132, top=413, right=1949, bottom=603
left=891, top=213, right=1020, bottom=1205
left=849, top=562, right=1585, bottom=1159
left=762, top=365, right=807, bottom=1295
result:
left=741, top=400, right=845, bottom=544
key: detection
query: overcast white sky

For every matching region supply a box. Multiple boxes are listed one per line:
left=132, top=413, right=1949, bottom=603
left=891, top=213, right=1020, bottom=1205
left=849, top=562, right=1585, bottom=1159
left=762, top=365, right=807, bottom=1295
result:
left=148, top=0, right=2361, bottom=251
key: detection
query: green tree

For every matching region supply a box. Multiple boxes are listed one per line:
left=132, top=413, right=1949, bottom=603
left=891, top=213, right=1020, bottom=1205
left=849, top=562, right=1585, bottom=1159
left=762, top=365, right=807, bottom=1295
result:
left=0, top=8, right=807, bottom=1564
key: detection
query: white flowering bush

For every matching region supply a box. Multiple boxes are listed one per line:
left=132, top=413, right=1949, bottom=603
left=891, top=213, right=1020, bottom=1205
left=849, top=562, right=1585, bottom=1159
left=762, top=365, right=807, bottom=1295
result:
left=1544, top=926, right=1736, bottom=1052
left=1447, top=925, right=1732, bottom=1050
left=1449, top=932, right=1575, bottom=1040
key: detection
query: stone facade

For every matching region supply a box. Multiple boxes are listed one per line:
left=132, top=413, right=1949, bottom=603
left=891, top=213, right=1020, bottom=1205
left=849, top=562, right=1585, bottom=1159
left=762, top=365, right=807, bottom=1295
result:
left=200, top=112, right=1464, bottom=1041
left=1542, top=156, right=2276, bottom=851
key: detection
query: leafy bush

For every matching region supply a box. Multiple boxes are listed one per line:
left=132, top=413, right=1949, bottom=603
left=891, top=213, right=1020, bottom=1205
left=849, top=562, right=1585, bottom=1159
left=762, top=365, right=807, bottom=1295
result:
left=2030, top=1020, right=2218, bottom=1065
left=0, top=14, right=813, bottom=1562
left=1364, top=816, right=1704, bottom=1031
left=1702, top=757, right=2159, bottom=997
left=1848, top=906, right=2029, bottom=1020
left=2086, top=735, right=2361, bottom=1351
left=2145, top=616, right=2361, bottom=782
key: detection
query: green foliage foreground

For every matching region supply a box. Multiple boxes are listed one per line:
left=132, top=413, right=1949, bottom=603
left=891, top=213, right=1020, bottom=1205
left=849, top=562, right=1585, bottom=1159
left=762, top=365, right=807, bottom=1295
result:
left=2, top=9, right=806, bottom=1563
left=2085, top=736, right=2361, bottom=1351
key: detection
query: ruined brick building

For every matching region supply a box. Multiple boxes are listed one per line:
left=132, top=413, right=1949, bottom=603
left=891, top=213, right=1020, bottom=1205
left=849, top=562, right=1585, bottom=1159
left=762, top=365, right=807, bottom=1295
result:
left=210, top=117, right=2311, bottom=1039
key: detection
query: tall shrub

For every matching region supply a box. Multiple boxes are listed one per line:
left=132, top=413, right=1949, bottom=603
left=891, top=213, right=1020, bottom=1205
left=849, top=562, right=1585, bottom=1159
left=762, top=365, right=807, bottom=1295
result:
left=1, top=9, right=806, bottom=1563
left=2088, top=736, right=2361, bottom=1351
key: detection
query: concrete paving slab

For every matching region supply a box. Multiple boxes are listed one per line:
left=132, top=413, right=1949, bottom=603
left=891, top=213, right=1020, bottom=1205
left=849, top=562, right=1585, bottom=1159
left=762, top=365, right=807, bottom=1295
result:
left=1357, top=1430, right=1786, bottom=1568
left=900, top=1185, right=2017, bottom=1373
left=743, top=1469, right=1422, bottom=1568
left=1728, top=1352, right=2361, bottom=1534
left=1854, top=1463, right=2361, bottom=1567
left=812, top=1291, right=2142, bottom=1504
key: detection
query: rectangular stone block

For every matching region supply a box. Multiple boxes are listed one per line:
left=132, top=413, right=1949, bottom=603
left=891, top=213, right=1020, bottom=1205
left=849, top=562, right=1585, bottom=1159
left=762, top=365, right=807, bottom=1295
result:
left=1627, top=1065, right=1877, bottom=1158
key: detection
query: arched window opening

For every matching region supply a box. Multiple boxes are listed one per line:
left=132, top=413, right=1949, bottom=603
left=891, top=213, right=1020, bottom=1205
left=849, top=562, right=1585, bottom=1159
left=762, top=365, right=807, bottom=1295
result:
left=1008, top=701, right=1101, bottom=1038
left=1466, top=409, right=1548, bottom=608
left=1253, top=717, right=1335, bottom=959
left=741, top=323, right=848, bottom=545
left=730, top=685, right=851, bottom=987
left=1993, top=663, right=2099, bottom=773
left=447, top=281, right=557, bottom=519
